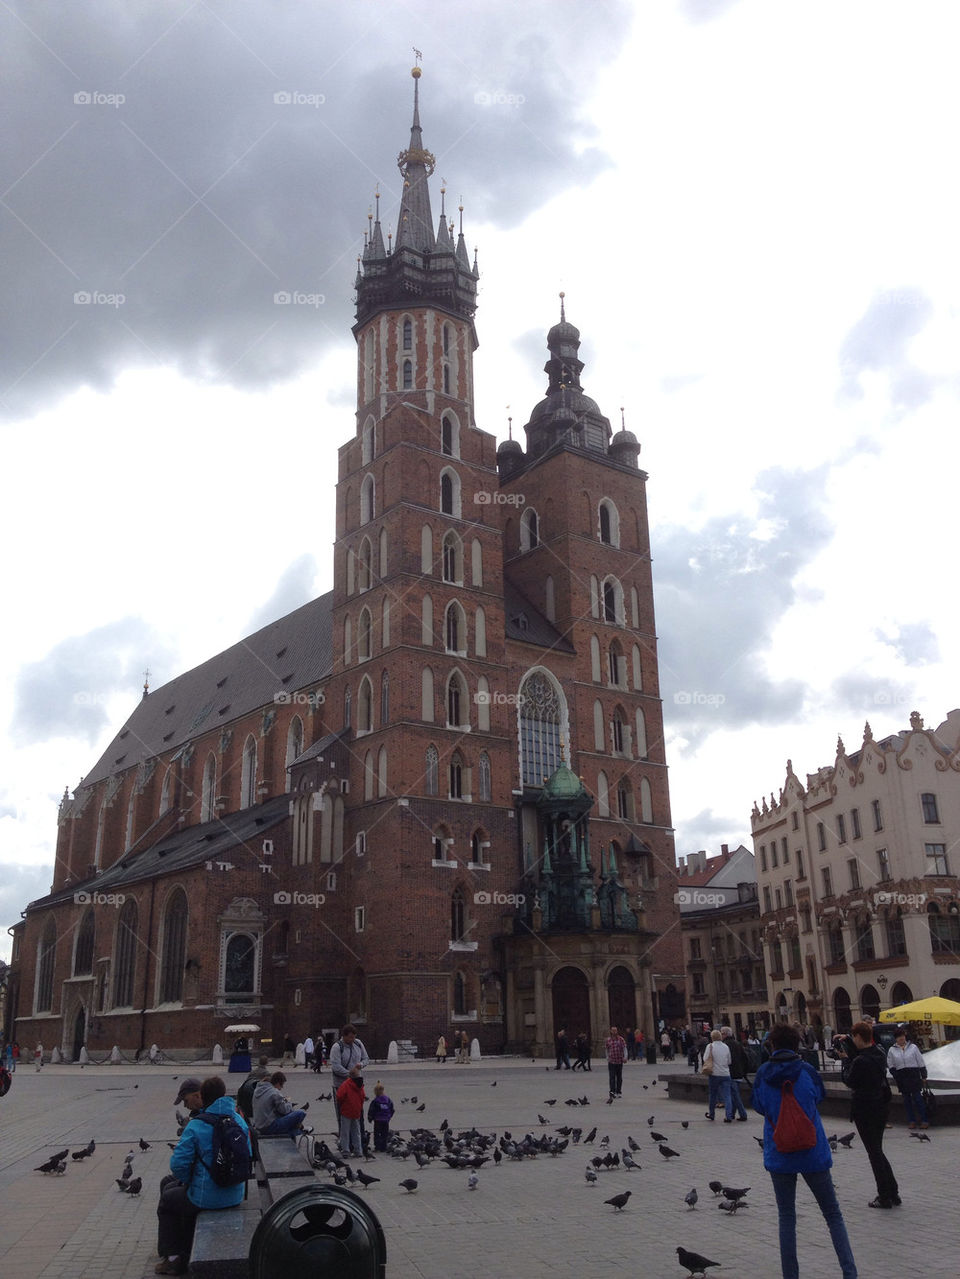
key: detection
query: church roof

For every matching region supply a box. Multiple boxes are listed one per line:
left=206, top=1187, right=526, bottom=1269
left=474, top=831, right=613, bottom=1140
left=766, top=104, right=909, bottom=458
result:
left=78, top=592, right=335, bottom=793
left=28, top=794, right=291, bottom=910
left=503, top=582, right=575, bottom=653
left=541, top=763, right=587, bottom=800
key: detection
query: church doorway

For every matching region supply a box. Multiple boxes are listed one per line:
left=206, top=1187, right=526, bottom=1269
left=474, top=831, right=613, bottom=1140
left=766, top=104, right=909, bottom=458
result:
left=607, top=965, right=636, bottom=1031
left=551, top=967, right=590, bottom=1045
left=72, top=1005, right=86, bottom=1062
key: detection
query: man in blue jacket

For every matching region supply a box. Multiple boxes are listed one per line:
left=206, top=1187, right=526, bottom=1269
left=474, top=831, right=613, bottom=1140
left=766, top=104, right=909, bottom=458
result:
left=752, top=1022, right=858, bottom=1279
left=155, top=1075, right=251, bottom=1276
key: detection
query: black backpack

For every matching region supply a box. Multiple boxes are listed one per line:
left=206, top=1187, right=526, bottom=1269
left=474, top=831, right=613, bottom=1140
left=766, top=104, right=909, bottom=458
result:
left=195, top=1112, right=252, bottom=1187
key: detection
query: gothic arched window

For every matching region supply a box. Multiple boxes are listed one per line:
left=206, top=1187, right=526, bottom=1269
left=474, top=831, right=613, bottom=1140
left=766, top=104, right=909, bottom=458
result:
left=425, top=745, right=439, bottom=796
left=518, top=669, right=566, bottom=787
left=36, top=918, right=56, bottom=1012
left=159, top=888, right=188, bottom=1003
left=113, top=899, right=138, bottom=1008
left=74, top=909, right=95, bottom=976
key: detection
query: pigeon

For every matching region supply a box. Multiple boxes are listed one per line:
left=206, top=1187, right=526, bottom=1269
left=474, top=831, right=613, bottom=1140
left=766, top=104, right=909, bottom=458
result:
left=599, top=1135, right=610, bottom=1148
left=604, top=1190, right=632, bottom=1211
left=490, top=1081, right=497, bottom=1087
left=138, top=1138, right=150, bottom=1151
left=440, top=1119, right=449, bottom=1132
left=647, top=1116, right=655, bottom=1126
left=659, top=1144, right=680, bottom=1159
left=301, top=1102, right=310, bottom=1111
left=627, top=1136, right=640, bottom=1152
left=122, top=1177, right=142, bottom=1195
left=399, top=1179, right=418, bottom=1193
left=416, top=1103, right=426, bottom=1112
left=622, top=1152, right=640, bottom=1171
left=118, top=1165, right=132, bottom=1184
left=583, top=1127, right=597, bottom=1144
left=544, top=1099, right=557, bottom=1106
left=721, top=1186, right=750, bottom=1201
left=708, top=1180, right=724, bottom=1196
left=355, top=1169, right=379, bottom=1187
left=467, top=1173, right=479, bottom=1190
left=571, top=1128, right=583, bottom=1143
left=343, top=1165, right=356, bottom=1184
left=585, top=1166, right=598, bottom=1186
left=837, top=1132, right=856, bottom=1148
left=49, top=1148, right=70, bottom=1165
left=538, top=1115, right=548, bottom=1125
left=492, top=1148, right=502, bottom=1166
left=36, top=1156, right=66, bottom=1174
left=676, top=1246, right=721, bottom=1277
left=910, top=1131, right=932, bottom=1143
left=650, top=1131, right=667, bottom=1143
left=333, top=1171, right=348, bottom=1186
left=685, top=1188, right=698, bottom=1210
left=410, top=1096, right=418, bottom=1104
left=753, top=1136, right=765, bottom=1148
left=579, top=1096, right=590, bottom=1105
left=681, top=1121, right=690, bottom=1129
left=719, top=1199, right=749, bottom=1213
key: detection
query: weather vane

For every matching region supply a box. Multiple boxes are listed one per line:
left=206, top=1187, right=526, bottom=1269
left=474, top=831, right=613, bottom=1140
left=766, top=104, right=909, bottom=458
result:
left=413, top=47, right=422, bottom=66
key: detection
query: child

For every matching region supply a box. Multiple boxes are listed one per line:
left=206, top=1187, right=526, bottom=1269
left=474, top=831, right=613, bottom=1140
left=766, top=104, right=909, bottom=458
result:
left=367, top=1082, right=395, bottom=1151
left=336, top=1068, right=366, bottom=1156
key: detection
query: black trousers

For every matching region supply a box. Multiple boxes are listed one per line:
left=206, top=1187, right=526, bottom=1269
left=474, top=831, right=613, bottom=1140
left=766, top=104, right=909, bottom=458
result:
left=854, top=1108, right=898, bottom=1202
left=157, top=1180, right=201, bottom=1259
left=607, top=1062, right=623, bottom=1095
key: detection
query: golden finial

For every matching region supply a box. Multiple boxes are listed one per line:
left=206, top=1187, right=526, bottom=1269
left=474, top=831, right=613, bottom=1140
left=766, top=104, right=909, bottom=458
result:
left=412, top=48, right=423, bottom=73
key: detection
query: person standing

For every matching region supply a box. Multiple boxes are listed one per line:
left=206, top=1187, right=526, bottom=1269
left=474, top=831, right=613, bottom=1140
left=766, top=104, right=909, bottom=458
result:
left=281, top=1032, right=295, bottom=1065
left=605, top=1026, right=627, bottom=1098
left=457, top=1030, right=470, bottom=1063
left=555, top=1027, right=572, bottom=1070
left=330, top=1025, right=370, bottom=1151
left=839, top=1021, right=900, bottom=1209
left=303, top=1034, right=315, bottom=1071
left=720, top=1026, right=749, bottom=1121
left=572, top=1031, right=590, bottom=1071
left=887, top=1028, right=929, bottom=1129
left=336, top=1067, right=366, bottom=1157
left=660, top=1028, right=672, bottom=1061
left=435, top=1034, right=448, bottom=1063
left=752, top=1022, right=858, bottom=1279
left=703, top=1029, right=733, bottom=1121
left=624, top=1027, right=635, bottom=1062
left=367, top=1081, right=395, bottom=1151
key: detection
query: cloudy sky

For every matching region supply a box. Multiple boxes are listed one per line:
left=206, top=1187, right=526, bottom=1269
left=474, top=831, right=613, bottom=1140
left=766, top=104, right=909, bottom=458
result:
left=2, top=0, right=958, bottom=959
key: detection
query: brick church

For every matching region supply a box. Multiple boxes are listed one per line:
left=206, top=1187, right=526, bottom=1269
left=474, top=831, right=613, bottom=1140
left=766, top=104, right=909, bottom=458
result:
left=8, top=68, right=684, bottom=1063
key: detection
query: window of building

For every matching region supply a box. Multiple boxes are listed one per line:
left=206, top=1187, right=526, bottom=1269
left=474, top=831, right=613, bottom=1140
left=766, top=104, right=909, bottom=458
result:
left=781, top=837, right=788, bottom=862
left=598, top=499, right=620, bottom=547
left=690, top=937, right=701, bottom=960
left=602, top=577, right=623, bottom=624
left=817, top=822, right=826, bottom=852
left=771, top=843, right=778, bottom=869
left=358, top=677, right=373, bottom=733
left=402, top=359, right=412, bottom=389
left=822, top=866, right=833, bottom=897
left=847, top=858, right=860, bottom=890
left=922, top=793, right=940, bottom=824
left=769, top=940, right=783, bottom=974
left=784, top=879, right=793, bottom=906
left=796, top=849, right=805, bottom=880
left=35, top=918, right=57, bottom=1012
left=828, top=925, right=846, bottom=965
left=440, top=468, right=461, bottom=517
left=877, top=847, right=890, bottom=881
left=763, top=886, right=772, bottom=913
left=451, top=890, right=466, bottom=941
left=445, top=600, right=465, bottom=653
left=792, top=811, right=799, bottom=831
left=760, top=845, right=767, bottom=872
left=692, top=972, right=705, bottom=995
left=360, top=473, right=375, bottom=525
left=886, top=910, right=907, bottom=957
left=608, top=640, right=625, bottom=687
left=640, top=777, right=653, bottom=823
left=453, top=971, right=467, bottom=1015
left=790, top=936, right=802, bottom=971
left=343, top=686, right=352, bottom=729
left=518, top=670, right=566, bottom=787
left=800, top=906, right=812, bottom=934
left=357, top=607, right=372, bottom=661
left=836, top=814, right=846, bottom=844
left=380, top=671, right=389, bottom=725
left=201, top=754, right=217, bottom=823
left=872, top=799, right=883, bottom=832
left=775, top=888, right=783, bottom=910
left=851, top=808, right=861, bottom=840
left=447, top=671, right=467, bottom=728
left=611, top=711, right=625, bottom=754
left=159, top=888, right=188, bottom=1003
left=355, top=906, right=365, bottom=933
left=478, top=752, right=491, bottom=802
left=113, top=899, right=138, bottom=1007
left=855, top=915, right=875, bottom=962
left=74, top=909, right=95, bottom=976
left=520, top=507, right=539, bottom=551
left=402, top=317, right=412, bottom=351
left=442, top=530, right=462, bottom=583
left=425, top=745, right=439, bottom=796
left=241, top=736, right=257, bottom=808
left=616, top=780, right=632, bottom=820
left=928, top=902, right=960, bottom=953
left=926, top=843, right=949, bottom=876
left=442, top=364, right=451, bottom=394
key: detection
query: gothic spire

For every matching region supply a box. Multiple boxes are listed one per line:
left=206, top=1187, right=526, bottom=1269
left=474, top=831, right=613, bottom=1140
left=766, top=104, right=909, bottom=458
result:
left=395, top=66, right=436, bottom=252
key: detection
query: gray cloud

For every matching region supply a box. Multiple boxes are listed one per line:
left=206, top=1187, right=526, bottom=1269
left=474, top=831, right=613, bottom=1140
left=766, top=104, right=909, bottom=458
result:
left=838, top=288, right=935, bottom=406
left=675, top=807, right=748, bottom=856
left=245, top=553, right=320, bottom=633
left=877, top=621, right=940, bottom=667
left=0, top=2, right=630, bottom=419
left=655, top=465, right=833, bottom=748
left=11, top=617, right=178, bottom=746
left=830, top=672, right=914, bottom=724
left=0, top=862, right=55, bottom=960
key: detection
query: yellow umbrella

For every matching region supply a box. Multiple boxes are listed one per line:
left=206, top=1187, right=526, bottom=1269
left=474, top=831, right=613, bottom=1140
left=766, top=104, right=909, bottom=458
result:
left=878, top=996, right=960, bottom=1026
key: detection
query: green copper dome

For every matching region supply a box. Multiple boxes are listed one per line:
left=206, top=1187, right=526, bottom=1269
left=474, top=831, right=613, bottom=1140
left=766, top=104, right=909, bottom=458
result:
left=541, top=764, right=587, bottom=799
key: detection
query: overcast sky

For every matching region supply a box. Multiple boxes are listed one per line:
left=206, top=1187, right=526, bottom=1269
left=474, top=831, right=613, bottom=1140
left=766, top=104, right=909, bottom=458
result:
left=3, top=0, right=959, bottom=959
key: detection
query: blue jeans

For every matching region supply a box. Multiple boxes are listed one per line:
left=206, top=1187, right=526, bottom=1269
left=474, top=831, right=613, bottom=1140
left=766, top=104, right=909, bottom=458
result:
left=339, top=1115, right=362, bottom=1155
left=707, top=1074, right=732, bottom=1118
left=902, top=1089, right=928, bottom=1124
left=729, top=1077, right=748, bottom=1119
left=260, top=1109, right=306, bottom=1138
left=770, top=1169, right=857, bottom=1279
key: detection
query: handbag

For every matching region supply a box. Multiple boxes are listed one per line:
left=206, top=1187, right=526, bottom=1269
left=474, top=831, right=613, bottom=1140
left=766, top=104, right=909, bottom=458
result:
left=921, top=1086, right=937, bottom=1118
left=700, top=1048, right=714, bottom=1076
left=773, top=1079, right=818, bottom=1152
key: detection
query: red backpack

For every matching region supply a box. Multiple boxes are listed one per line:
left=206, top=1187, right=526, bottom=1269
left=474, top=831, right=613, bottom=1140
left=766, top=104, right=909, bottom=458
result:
left=773, top=1079, right=817, bottom=1153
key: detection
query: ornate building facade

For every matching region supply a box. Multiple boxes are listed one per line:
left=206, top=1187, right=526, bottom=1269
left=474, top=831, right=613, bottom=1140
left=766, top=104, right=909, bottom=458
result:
left=8, top=69, right=682, bottom=1061
left=752, top=709, right=960, bottom=1036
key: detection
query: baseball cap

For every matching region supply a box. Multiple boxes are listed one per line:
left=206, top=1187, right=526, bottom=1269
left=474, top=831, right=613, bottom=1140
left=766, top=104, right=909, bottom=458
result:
left=174, top=1077, right=202, bottom=1105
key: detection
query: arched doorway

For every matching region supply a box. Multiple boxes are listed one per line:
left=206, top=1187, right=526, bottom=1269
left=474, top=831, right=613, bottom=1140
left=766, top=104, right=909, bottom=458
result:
left=777, top=992, right=788, bottom=1022
left=890, top=981, right=913, bottom=1005
left=833, top=987, right=852, bottom=1032
left=796, top=992, right=807, bottom=1022
left=940, top=978, right=960, bottom=1001
left=72, top=1005, right=86, bottom=1062
left=607, top=966, right=636, bottom=1031
left=552, top=967, right=590, bottom=1046
left=860, top=984, right=881, bottom=1021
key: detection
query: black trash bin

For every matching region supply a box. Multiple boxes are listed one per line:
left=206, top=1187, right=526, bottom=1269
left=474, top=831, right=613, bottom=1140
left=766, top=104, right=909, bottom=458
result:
left=645, top=1043, right=657, bottom=1066
left=249, top=1184, right=387, bottom=1278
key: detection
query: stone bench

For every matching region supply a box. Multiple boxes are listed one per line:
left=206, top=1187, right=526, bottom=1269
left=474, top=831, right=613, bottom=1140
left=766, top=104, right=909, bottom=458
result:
left=189, top=1134, right=316, bottom=1276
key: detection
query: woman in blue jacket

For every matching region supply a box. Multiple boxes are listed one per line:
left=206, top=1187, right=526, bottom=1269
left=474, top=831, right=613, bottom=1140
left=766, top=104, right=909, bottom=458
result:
left=752, top=1023, right=857, bottom=1279
left=156, top=1076, right=251, bottom=1275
